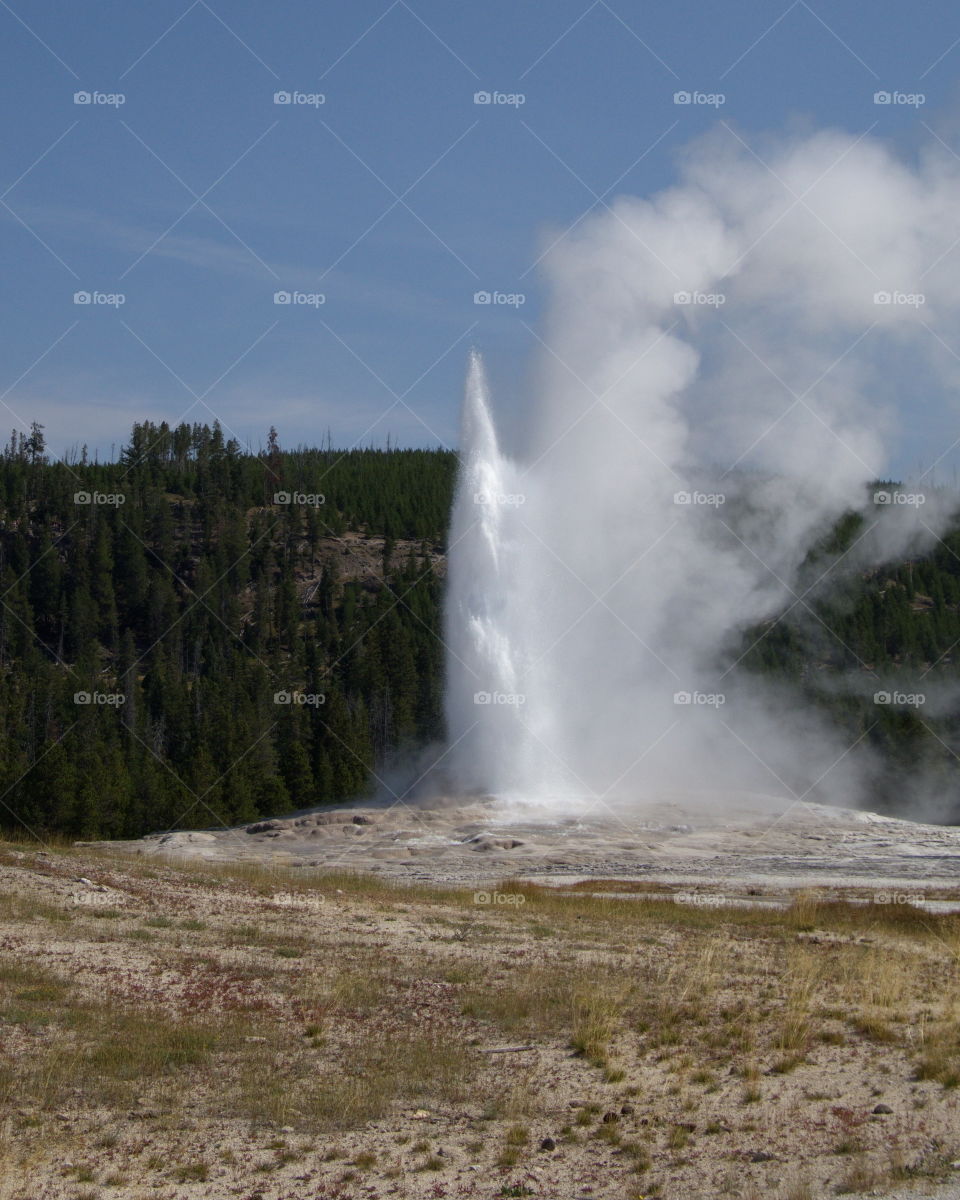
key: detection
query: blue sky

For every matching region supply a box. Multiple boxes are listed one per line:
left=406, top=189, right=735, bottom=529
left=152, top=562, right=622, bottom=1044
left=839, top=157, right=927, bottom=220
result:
left=1, top=0, right=957, bottom=460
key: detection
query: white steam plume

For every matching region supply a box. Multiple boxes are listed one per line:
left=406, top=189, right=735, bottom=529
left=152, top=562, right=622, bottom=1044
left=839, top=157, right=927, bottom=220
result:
left=445, top=125, right=960, bottom=816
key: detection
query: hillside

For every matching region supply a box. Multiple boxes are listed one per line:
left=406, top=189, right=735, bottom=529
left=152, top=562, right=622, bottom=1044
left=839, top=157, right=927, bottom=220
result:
left=1, top=421, right=960, bottom=838
left=0, top=422, right=453, bottom=840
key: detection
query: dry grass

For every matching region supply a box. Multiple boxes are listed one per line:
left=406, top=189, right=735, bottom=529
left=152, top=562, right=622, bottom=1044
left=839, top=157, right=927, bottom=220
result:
left=2, top=840, right=960, bottom=1198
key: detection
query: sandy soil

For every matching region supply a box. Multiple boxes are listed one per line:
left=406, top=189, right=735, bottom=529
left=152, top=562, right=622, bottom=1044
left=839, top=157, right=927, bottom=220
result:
left=3, top=797, right=960, bottom=1199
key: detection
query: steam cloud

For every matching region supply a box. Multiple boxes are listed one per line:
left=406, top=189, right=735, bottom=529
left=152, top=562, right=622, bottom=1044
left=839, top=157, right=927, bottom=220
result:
left=444, top=125, right=960, bottom=817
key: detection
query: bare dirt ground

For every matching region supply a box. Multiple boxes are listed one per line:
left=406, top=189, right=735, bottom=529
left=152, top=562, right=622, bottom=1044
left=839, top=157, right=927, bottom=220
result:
left=3, top=805, right=960, bottom=1200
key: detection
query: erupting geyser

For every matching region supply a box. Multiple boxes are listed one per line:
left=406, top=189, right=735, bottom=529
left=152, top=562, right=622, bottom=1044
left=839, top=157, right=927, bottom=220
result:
left=443, top=125, right=960, bottom=818
left=442, top=351, right=564, bottom=806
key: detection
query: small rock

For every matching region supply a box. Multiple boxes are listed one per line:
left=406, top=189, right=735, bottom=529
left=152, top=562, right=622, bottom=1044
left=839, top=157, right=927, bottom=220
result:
left=412, top=1109, right=431, bottom=1120
left=280, top=1125, right=294, bottom=1132
left=620, top=1104, right=635, bottom=1116
left=749, top=1151, right=774, bottom=1163
left=352, top=815, right=373, bottom=825
left=245, top=820, right=283, bottom=834
left=539, top=1137, right=556, bottom=1151
left=872, top=1103, right=893, bottom=1115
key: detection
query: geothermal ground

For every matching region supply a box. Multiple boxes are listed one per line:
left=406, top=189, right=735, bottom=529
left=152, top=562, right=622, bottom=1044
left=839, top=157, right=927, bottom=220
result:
left=2, top=824, right=960, bottom=1200
left=105, top=795, right=960, bottom=899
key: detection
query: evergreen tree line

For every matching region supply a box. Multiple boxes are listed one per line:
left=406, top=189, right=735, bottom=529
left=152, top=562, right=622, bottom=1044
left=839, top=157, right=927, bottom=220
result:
left=2, top=422, right=960, bottom=836
left=0, top=422, right=452, bottom=838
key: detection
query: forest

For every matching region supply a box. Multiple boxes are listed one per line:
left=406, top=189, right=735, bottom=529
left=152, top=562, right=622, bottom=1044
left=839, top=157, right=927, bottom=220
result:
left=1, top=419, right=959, bottom=838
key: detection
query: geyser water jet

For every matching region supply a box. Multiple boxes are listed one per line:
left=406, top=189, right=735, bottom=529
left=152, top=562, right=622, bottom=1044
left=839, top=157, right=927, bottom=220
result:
left=443, top=351, right=570, bottom=807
